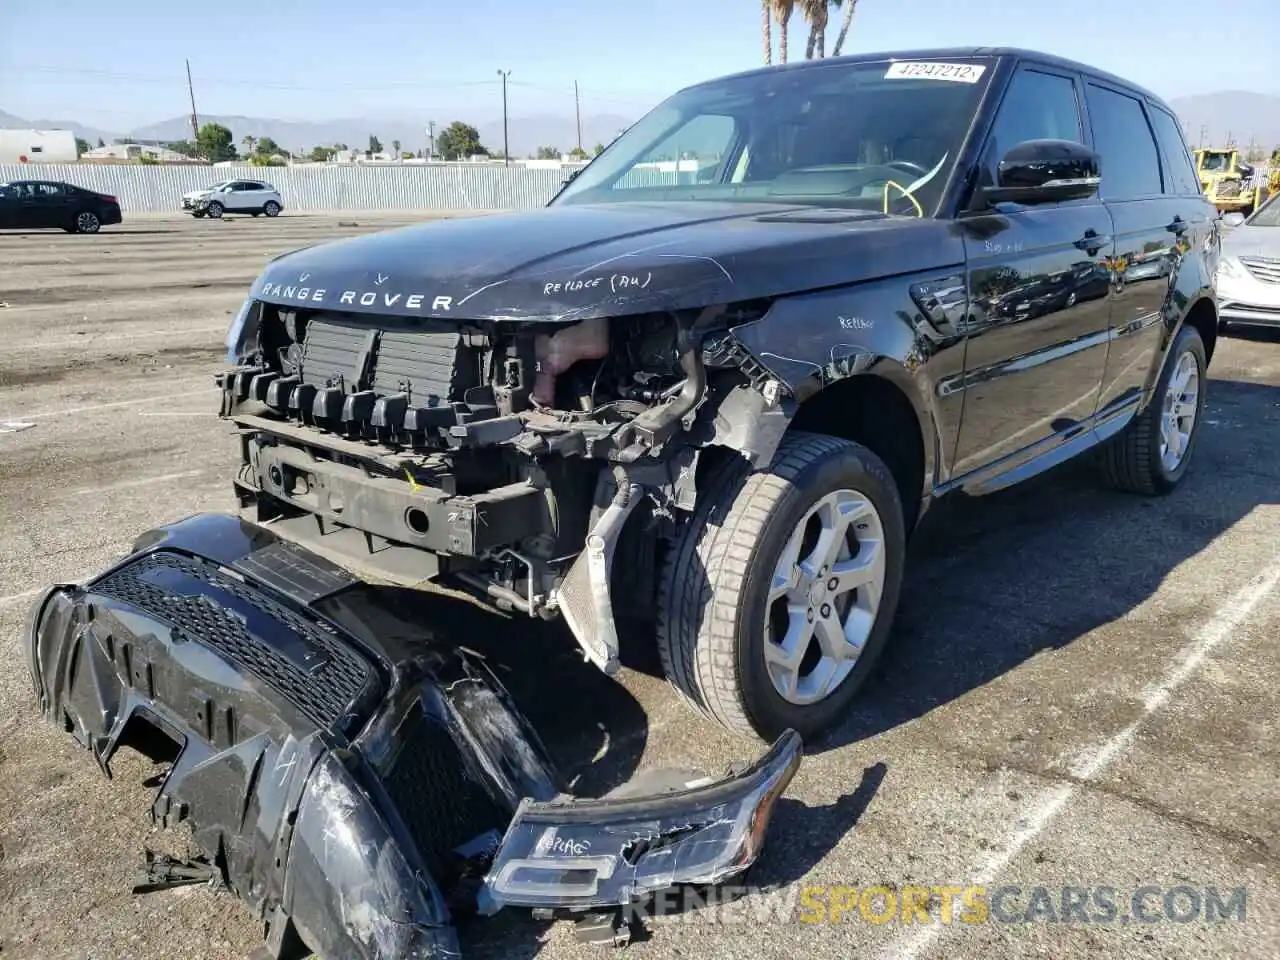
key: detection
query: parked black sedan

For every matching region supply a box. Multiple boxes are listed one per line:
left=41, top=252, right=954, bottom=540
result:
left=0, top=179, right=122, bottom=233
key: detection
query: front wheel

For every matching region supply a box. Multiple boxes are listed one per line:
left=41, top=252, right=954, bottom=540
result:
left=1098, top=322, right=1207, bottom=495
left=656, top=432, right=906, bottom=742
left=206, top=201, right=224, bottom=218
left=192, top=209, right=206, bottom=219
left=263, top=201, right=281, bottom=217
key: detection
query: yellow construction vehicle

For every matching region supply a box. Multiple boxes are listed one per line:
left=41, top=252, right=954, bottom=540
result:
left=1193, top=147, right=1267, bottom=216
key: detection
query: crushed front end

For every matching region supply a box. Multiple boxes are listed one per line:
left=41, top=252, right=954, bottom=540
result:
left=220, top=291, right=788, bottom=673
left=27, top=513, right=801, bottom=959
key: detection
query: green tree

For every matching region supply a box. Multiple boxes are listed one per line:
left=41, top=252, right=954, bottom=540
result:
left=435, top=122, right=487, bottom=160
left=138, top=151, right=159, bottom=165
left=166, top=140, right=199, bottom=158
left=369, top=134, right=383, bottom=154
left=75, top=137, right=91, bottom=156
left=536, top=145, right=561, bottom=159
left=391, top=139, right=401, bottom=156
left=593, top=143, right=605, bottom=156
left=195, top=122, right=236, bottom=162
left=255, top=136, right=282, bottom=157
left=95, top=137, right=105, bottom=148
left=308, top=145, right=336, bottom=162
left=568, top=146, right=588, bottom=160
left=241, top=134, right=258, bottom=156
left=801, top=0, right=830, bottom=59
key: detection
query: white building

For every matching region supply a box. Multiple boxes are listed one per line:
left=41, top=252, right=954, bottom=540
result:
left=0, top=128, right=78, bottom=164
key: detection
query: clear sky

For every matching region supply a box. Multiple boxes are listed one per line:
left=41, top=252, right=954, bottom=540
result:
left=2, top=0, right=1275, bottom=131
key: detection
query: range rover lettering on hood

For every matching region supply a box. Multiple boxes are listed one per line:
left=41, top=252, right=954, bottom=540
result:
left=258, top=277, right=455, bottom=312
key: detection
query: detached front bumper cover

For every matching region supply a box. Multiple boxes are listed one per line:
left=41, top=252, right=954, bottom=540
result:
left=26, top=512, right=800, bottom=959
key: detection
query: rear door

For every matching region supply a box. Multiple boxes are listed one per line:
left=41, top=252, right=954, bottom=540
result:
left=32, top=182, right=72, bottom=227
left=953, top=63, right=1115, bottom=477
left=237, top=181, right=265, bottom=211
left=1082, top=82, right=1191, bottom=415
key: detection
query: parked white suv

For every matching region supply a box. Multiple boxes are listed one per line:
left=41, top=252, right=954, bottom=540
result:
left=185, top=179, right=283, bottom=218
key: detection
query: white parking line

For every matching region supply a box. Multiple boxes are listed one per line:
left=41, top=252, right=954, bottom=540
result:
left=0, top=586, right=44, bottom=607
left=881, top=553, right=1280, bottom=960
left=10, top=326, right=226, bottom=352
left=65, top=469, right=205, bottom=497
left=3, top=387, right=217, bottom=421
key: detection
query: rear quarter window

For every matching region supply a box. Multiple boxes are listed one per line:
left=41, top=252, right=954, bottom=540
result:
left=1147, top=107, right=1201, bottom=196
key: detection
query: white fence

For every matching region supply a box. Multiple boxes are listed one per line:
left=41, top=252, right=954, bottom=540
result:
left=0, top=163, right=576, bottom=213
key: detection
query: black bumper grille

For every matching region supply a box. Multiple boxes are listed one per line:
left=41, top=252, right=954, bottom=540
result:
left=94, top=551, right=375, bottom=731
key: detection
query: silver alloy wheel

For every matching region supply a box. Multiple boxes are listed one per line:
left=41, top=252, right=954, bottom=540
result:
left=264, top=201, right=280, bottom=217
left=1159, top=349, right=1200, bottom=472
left=764, top=488, right=886, bottom=705
left=76, top=212, right=99, bottom=233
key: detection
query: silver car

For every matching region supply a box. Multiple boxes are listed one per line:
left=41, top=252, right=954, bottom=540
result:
left=1218, top=193, right=1280, bottom=328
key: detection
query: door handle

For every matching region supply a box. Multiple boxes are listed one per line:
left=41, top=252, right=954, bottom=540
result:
left=1166, top=217, right=1190, bottom=234
left=1074, top=230, right=1111, bottom=254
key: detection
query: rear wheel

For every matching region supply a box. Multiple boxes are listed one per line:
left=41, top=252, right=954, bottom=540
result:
left=192, top=209, right=206, bottom=219
left=206, top=201, right=224, bottom=218
left=72, top=210, right=101, bottom=234
left=656, top=431, right=906, bottom=742
left=264, top=201, right=281, bottom=217
left=1098, top=323, right=1207, bottom=495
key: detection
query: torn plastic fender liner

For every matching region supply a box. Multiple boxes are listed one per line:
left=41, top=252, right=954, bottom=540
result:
left=25, top=512, right=800, bottom=958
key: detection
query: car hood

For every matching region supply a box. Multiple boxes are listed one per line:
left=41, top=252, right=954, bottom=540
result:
left=1222, top=224, right=1280, bottom=259
left=251, top=201, right=960, bottom=323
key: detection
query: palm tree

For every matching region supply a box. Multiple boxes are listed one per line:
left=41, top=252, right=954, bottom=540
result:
left=762, top=0, right=773, bottom=64
left=801, top=0, right=831, bottom=59
left=392, top=139, right=401, bottom=158
left=830, top=0, right=858, bottom=57
left=241, top=134, right=257, bottom=155
left=772, top=0, right=795, bottom=63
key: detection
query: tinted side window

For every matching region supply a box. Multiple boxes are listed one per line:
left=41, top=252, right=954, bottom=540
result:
left=1147, top=107, right=1200, bottom=196
left=987, top=69, right=1081, bottom=176
left=1084, top=85, right=1162, bottom=200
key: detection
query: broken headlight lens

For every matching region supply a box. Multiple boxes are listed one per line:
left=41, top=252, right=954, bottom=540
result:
left=481, top=730, right=801, bottom=911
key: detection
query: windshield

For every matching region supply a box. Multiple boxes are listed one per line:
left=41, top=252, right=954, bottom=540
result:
left=1200, top=152, right=1232, bottom=172
left=1246, top=192, right=1280, bottom=227
left=551, top=58, right=993, bottom=216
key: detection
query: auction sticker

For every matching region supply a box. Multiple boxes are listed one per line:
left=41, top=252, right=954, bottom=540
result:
left=885, top=61, right=986, bottom=83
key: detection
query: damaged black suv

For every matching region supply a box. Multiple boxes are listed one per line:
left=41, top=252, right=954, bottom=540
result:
left=221, top=48, right=1219, bottom=742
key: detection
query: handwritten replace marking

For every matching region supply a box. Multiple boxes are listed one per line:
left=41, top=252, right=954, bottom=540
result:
left=885, top=61, right=987, bottom=84
left=879, top=553, right=1280, bottom=960
left=544, top=277, right=607, bottom=296
left=838, top=316, right=873, bottom=330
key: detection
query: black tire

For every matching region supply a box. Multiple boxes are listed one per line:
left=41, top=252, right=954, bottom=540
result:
left=1098, top=323, right=1207, bottom=495
left=263, top=201, right=281, bottom=217
left=192, top=210, right=206, bottom=219
left=251, top=212, right=261, bottom=218
left=206, top=201, right=224, bottom=218
left=72, top=210, right=101, bottom=234
left=656, top=431, right=907, bottom=742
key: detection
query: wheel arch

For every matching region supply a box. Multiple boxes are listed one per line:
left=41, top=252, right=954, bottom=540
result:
left=787, top=369, right=931, bottom=531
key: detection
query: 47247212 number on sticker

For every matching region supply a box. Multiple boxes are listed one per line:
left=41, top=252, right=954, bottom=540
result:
left=885, top=61, right=987, bottom=84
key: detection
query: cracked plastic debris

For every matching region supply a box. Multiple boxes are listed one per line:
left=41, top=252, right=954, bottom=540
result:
left=481, top=729, right=802, bottom=912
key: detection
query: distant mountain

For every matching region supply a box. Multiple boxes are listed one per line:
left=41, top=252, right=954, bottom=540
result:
left=0, top=109, right=116, bottom=146
left=1167, top=92, right=1280, bottom=153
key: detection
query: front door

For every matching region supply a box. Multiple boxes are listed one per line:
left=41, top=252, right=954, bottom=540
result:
left=953, top=64, right=1114, bottom=477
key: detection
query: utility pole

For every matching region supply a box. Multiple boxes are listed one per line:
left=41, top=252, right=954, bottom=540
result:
left=496, top=69, right=511, bottom=165
left=1199, top=123, right=1208, bottom=148
left=574, top=81, right=582, bottom=152
left=186, top=58, right=199, bottom=144
left=427, top=121, right=436, bottom=159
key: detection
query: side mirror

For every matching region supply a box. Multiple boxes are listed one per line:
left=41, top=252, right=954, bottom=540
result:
left=983, top=139, right=1101, bottom=206
left=1222, top=212, right=1246, bottom=227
